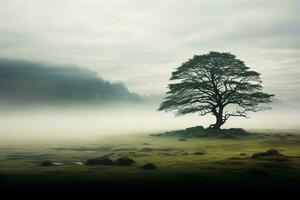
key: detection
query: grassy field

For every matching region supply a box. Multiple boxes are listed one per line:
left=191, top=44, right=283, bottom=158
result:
left=1, top=129, right=300, bottom=193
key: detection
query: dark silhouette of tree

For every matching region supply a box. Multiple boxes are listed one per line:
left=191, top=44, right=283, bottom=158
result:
left=159, top=52, right=274, bottom=130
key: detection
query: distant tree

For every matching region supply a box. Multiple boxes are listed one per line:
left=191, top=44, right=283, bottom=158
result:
left=158, top=51, right=274, bottom=130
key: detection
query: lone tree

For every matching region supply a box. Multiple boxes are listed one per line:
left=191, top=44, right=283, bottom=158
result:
left=159, top=51, right=274, bottom=130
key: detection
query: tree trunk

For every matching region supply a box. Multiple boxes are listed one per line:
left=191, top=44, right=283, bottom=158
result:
left=211, top=107, right=224, bottom=130
left=211, top=115, right=222, bottom=129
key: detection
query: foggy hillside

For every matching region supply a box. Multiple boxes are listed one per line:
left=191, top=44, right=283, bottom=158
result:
left=0, top=59, right=141, bottom=107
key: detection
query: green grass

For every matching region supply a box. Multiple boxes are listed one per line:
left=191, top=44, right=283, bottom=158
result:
left=1, top=130, right=300, bottom=190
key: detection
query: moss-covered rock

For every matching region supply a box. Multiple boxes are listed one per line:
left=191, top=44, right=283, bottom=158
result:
left=114, top=157, right=135, bottom=166
left=39, top=160, right=53, bottom=167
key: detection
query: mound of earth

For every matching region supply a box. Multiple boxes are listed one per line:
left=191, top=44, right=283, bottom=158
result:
left=114, top=157, right=135, bottom=166
left=39, top=160, right=53, bottom=167
left=251, top=149, right=288, bottom=162
left=85, top=157, right=114, bottom=166
left=151, top=126, right=249, bottom=138
left=141, top=163, right=157, bottom=170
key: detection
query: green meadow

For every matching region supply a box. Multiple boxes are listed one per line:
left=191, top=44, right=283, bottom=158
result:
left=1, top=129, right=300, bottom=191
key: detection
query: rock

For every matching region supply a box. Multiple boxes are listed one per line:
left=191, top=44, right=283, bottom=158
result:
left=141, top=163, right=157, bottom=170
left=179, top=138, right=187, bottom=141
left=85, top=157, right=114, bottom=166
left=240, top=153, right=247, bottom=156
left=114, top=157, right=135, bottom=166
left=39, top=160, right=53, bottom=167
left=248, top=167, right=269, bottom=177
left=251, top=149, right=288, bottom=161
left=194, top=151, right=205, bottom=155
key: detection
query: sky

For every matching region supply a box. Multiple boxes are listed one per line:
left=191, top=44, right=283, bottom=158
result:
left=0, top=0, right=299, bottom=99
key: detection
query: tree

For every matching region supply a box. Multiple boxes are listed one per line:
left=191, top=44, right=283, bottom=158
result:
left=158, top=51, right=274, bottom=130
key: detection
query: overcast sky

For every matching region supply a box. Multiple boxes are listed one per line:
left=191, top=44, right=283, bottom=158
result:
left=0, top=0, right=299, bottom=99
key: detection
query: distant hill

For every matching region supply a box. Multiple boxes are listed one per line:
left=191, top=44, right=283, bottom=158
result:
left=0, top=59, right=141, bottom=106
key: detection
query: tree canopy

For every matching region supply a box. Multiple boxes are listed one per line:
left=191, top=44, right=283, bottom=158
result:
left=159, top=51, right=274, bottom=129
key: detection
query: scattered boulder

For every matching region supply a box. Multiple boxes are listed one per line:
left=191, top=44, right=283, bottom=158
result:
left=39, top=160, right=53, bottom=167
left=194, top=151, right=206, bottom=155
left=85, top=157, right=114, bottom=166
left=141, top=163, right=157, bottom=170
left=114, top=157, right=135, bottom=166
left=248, top=167, right=269, bottom=177
left=251, top=149, right=288, bottom=161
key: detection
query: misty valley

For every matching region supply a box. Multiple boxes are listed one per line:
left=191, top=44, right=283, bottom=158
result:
left=0, top=54, right=300, bottom=196
left=1, top=0, right=300, bottom=197
left=0, top=54, right=299, bottom=197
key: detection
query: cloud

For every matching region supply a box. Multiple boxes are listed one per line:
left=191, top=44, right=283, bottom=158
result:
left=0, top=0, right=299, bottom=98
left=0, top=59, right=141, bottom=105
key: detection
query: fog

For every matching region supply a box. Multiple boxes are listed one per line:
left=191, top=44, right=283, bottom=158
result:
left=0, top=58, right=299, bottom=145
left=0, top=103, right=299, bottom=145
